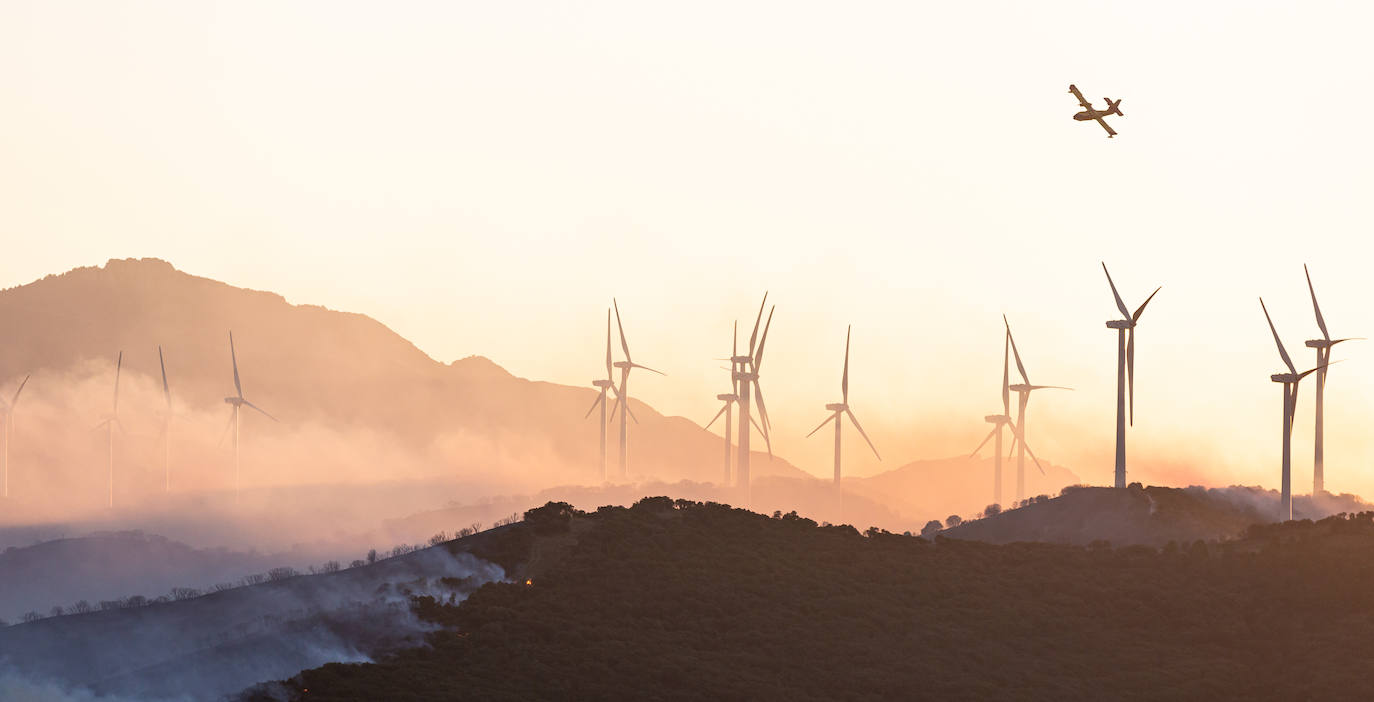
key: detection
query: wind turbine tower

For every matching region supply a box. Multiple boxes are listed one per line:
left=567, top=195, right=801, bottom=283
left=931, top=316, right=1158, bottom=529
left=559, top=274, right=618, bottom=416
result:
left=705, top=322, right=740, bottom=486
left=971, top=330, right=1013, bottom=507
left=582, top=309, right=619, bottom=481
left=1, top=374, right=29, bottom=499
left=1260, top=299, right=1324, bottom=521
left=806, top=326, right=880, bottom=521
left=1004, top=316, right=1071, bottom=503
left=93, top=352, right=124, bottom=508
left=1101, top=263, right=1161, bottom=488
left=732, top=294, right=774, bottom=503
left=1302, top=265, right=1358, bottom=495
left=608, top=300, right=663, bottom=481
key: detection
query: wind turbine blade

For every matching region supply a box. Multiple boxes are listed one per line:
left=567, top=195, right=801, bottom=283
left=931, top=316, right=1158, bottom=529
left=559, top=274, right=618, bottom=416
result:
left=605, top=308, right=613, bottom=378
left=114, top=417, right=127, bottom=435
left=841, top=325, right=851, bottom=402
left=1259, top=298, right=1297, bottom=374
left=1127, top=328, right=1135, bottom=426
left=623, top=398, right=640, bottom=425
left=844, top=408, right=880, bottom=460
left=613, top=299, right=632, bottom=362
left=749, top=410, right=773, bottom=459
left=1298, top=361, right=1337, bottom=381
left=1007, top=419, right=1046, bottom=475
left=629, top=362, right=665, bottom=376
left=92, top=419, right=111, bottom=432
left=608, top=395, right=620, bottom=423
left=1006, top=432, right=1017, bottom=461
left=970, top=427, right=998, bottom=457
left=217, top=410, right=234, bottom=447
left=1102, top=263, right=1131, bottom=319
left=159, top=346, right=171, bottom=408
left=11, top=374, right=28, bottom=407
left=582, top=392, right=604, bottom=420
left=1305, top=264, right=1330, bottom=341
left=806, top=413, right=837, bottom=438
left=748, top=292, right=769, bottom=355
left=732, top=320, right=738, bottom=358
left=1002, top=331, right=1010, bottom=414
left=242, top=400, right=279, bottom=423
left=113, top=351, right=122, bottom=414
left=1004, top=316, right=1030, bottom=384
left=230, top=331, right=244, bottom=398
left=704, top=403, right=728, bottom=430
left=1132, top=287, right=1161, bottom=323
left=754, top=306, right=775, bottom=370
left=1027, top=385, right=1073, bottom=391
left=753, top=380, right=772, bottom=431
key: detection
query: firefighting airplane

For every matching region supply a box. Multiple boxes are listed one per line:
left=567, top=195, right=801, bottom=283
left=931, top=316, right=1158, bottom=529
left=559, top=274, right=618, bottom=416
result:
left=1069, top=84, right=1123, bottom=138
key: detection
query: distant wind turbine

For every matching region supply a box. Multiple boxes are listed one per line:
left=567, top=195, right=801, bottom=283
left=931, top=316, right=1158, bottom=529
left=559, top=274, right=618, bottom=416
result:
left=581, top=309, right=620, bottom=482
left=607, top=300, right=663, bottom=481
left=1004, top=316, right=1070, bottom=503
left=731, top=294, right=775, bottom=503
left=0, top=374, right=30, bottom=499
left=159, top=346, right=172, bottom=493
left=221, top=332, right=278, bottom=500
left=1302, top=265, right=1359, bottom=495
left=1260, top=298, right=1326, bottom=521
left=1101, top=263, right=1161, bottom=488
left=806, top=326, right=880, bottom=520
left=970, top=330, right=1014, bottom=507
left=93, top=352, right=124, bottom=508
left=704, top=321, right=740, bottom=486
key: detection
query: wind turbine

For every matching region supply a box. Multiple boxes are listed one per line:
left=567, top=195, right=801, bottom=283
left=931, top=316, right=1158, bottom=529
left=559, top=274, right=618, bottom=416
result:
left=0, top=374, right=29, bottom=499
left=159, top=346, right=172, bottom=493
left=93, top=352, right=124, bottom=509
left=607, top=300, right=663, bottom=481
left=1302, top=265, right=1359, bottom=495
left=704, top=321, right=740, bottom=486
left=731, top=294, right=775, bottom=503
left=581, top=309, right=619, bottom=482
left=1102, top=263, right=1161, bottom=489
left=221, top=332, right=278, bottom=500
left=970, top=330, right=1013, bottom=507
left=806, top=326, right=880, bottom=520
left=1260, top=299, right=1325, bottom=521
left=1004, top=316, right=1071, bottom=503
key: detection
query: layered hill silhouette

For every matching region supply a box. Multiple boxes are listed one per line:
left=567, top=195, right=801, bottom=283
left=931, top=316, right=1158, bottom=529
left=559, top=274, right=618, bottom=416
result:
left=846, top=454, right=1081, bottom=524
left=0, top=258, right=805, bottom=510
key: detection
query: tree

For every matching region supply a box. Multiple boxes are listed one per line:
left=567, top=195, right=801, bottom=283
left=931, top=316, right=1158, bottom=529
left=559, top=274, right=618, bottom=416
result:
left=21, top=611, right=42, bottom=623
left=49, top=606, right=64, bottom=617
left=321, top=560, right=341, bottom=573
left=983, top=503, right=1002, bottom=518
left=367, top=548, right=378, bottom=564
left=72, top=600, right=92, bottom=614
left=921, top=520, right=944, bottom=539
left=945, top=515, right=963, bottom=528
left=349, top=559, right=366, bottom=569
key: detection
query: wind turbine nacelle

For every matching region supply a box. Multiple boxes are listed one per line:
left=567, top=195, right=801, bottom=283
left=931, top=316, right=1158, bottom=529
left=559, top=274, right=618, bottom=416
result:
left=716, top=393, right=737, bottom=401
left=733, top=370, right=758, bottom=382
left=984, top=414, right=1009, bottom=424
left=1271, top=373, right=1297, bottom=383
left=1105, top=320, right=1133, bottom=329
left=1304, top=339, right=1329, bottom=348
left=1008, top=384, right=1033, bottom=392
left=224, top=397, right=240, bottom=405
left=612, top=361, right=632, bottom=369
left=729, top=355, right=753, bottom=364
left=593, top=379, right=614, bottom=388
left=825, top=403, right=847, bottom=411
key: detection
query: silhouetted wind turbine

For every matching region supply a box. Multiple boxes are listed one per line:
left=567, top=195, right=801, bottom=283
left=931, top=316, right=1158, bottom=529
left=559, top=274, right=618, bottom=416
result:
left=1004, top=316, right=1071, bottom=503
left=1261, top=299, right=1326, bottom=521
left=221, top=332, right=278, bottom=500
left=0, top=374, right=29, bottom=499
left=970, top=330, right=1013, bottom=507
left=806, top=326, right=880, bottom=520
left=1102, top=263, right=1160, bottom=488
left=159, top=346, right=172, bottom=493
left=732, top=294, right=775, bottom=502
left=704, top=321, right=740, bottom=486
left=581, top=309, right=619, bottom=482
left=93, top=352, right=124, bottom=508
left=1302, top=265, right=1360, bottom=495
left=607, top=300, right=663, bottom=481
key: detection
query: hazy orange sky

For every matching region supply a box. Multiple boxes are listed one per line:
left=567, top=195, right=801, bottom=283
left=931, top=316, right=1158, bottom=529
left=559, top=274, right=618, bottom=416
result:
left=3, top=2, right=1373, bottom=495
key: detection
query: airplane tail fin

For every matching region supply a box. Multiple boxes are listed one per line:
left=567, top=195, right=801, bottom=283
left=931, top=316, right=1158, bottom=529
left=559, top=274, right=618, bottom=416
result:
left=1107, top=98, right=1123, bottom=116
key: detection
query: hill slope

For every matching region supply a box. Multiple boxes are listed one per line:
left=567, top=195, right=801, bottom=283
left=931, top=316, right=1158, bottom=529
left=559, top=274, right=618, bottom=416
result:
left=270, top=498, right=1374, bottom=701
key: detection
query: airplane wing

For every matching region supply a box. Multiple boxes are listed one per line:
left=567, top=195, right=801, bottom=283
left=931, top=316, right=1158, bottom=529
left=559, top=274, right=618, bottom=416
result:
left=1068, top=84, right=1093, bottom=110
left=1093, top=115, right=1117, bottom=137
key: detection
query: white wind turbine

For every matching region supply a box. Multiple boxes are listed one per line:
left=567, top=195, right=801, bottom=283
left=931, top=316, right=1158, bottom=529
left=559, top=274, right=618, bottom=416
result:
left=1260, top=298, right=1326, bottom=521
left=607, top=300, right=663, bottom=481
left=221, top=332, right=278, bottom=499
left=1101, top=263, right=1161, bottom=489
left=1301, top=265, right=1359, bottom=495
left=806, top=326, right=880, bottom=521
left=159, top=346, right=172, bottom=493
left=1004, top=316, right=1070, bottom=503
left=581, top=309, right=621, bottom=482
left=705, top=322, right=741, bottom=487
left=93, top=352, right=124, bottom=508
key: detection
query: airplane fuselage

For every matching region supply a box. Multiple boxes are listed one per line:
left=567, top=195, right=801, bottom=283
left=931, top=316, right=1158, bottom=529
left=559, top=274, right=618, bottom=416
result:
left=1073, top=109, right=1108, bottom=121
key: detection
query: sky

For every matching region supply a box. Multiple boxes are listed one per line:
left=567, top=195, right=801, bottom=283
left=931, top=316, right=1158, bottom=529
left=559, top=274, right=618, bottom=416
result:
left=2, top=1, right=1374, bottom=495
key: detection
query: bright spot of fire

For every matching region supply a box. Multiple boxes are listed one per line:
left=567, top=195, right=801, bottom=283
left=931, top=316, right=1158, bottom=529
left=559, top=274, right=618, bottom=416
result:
left=525, top=579, right=533, bottom=586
